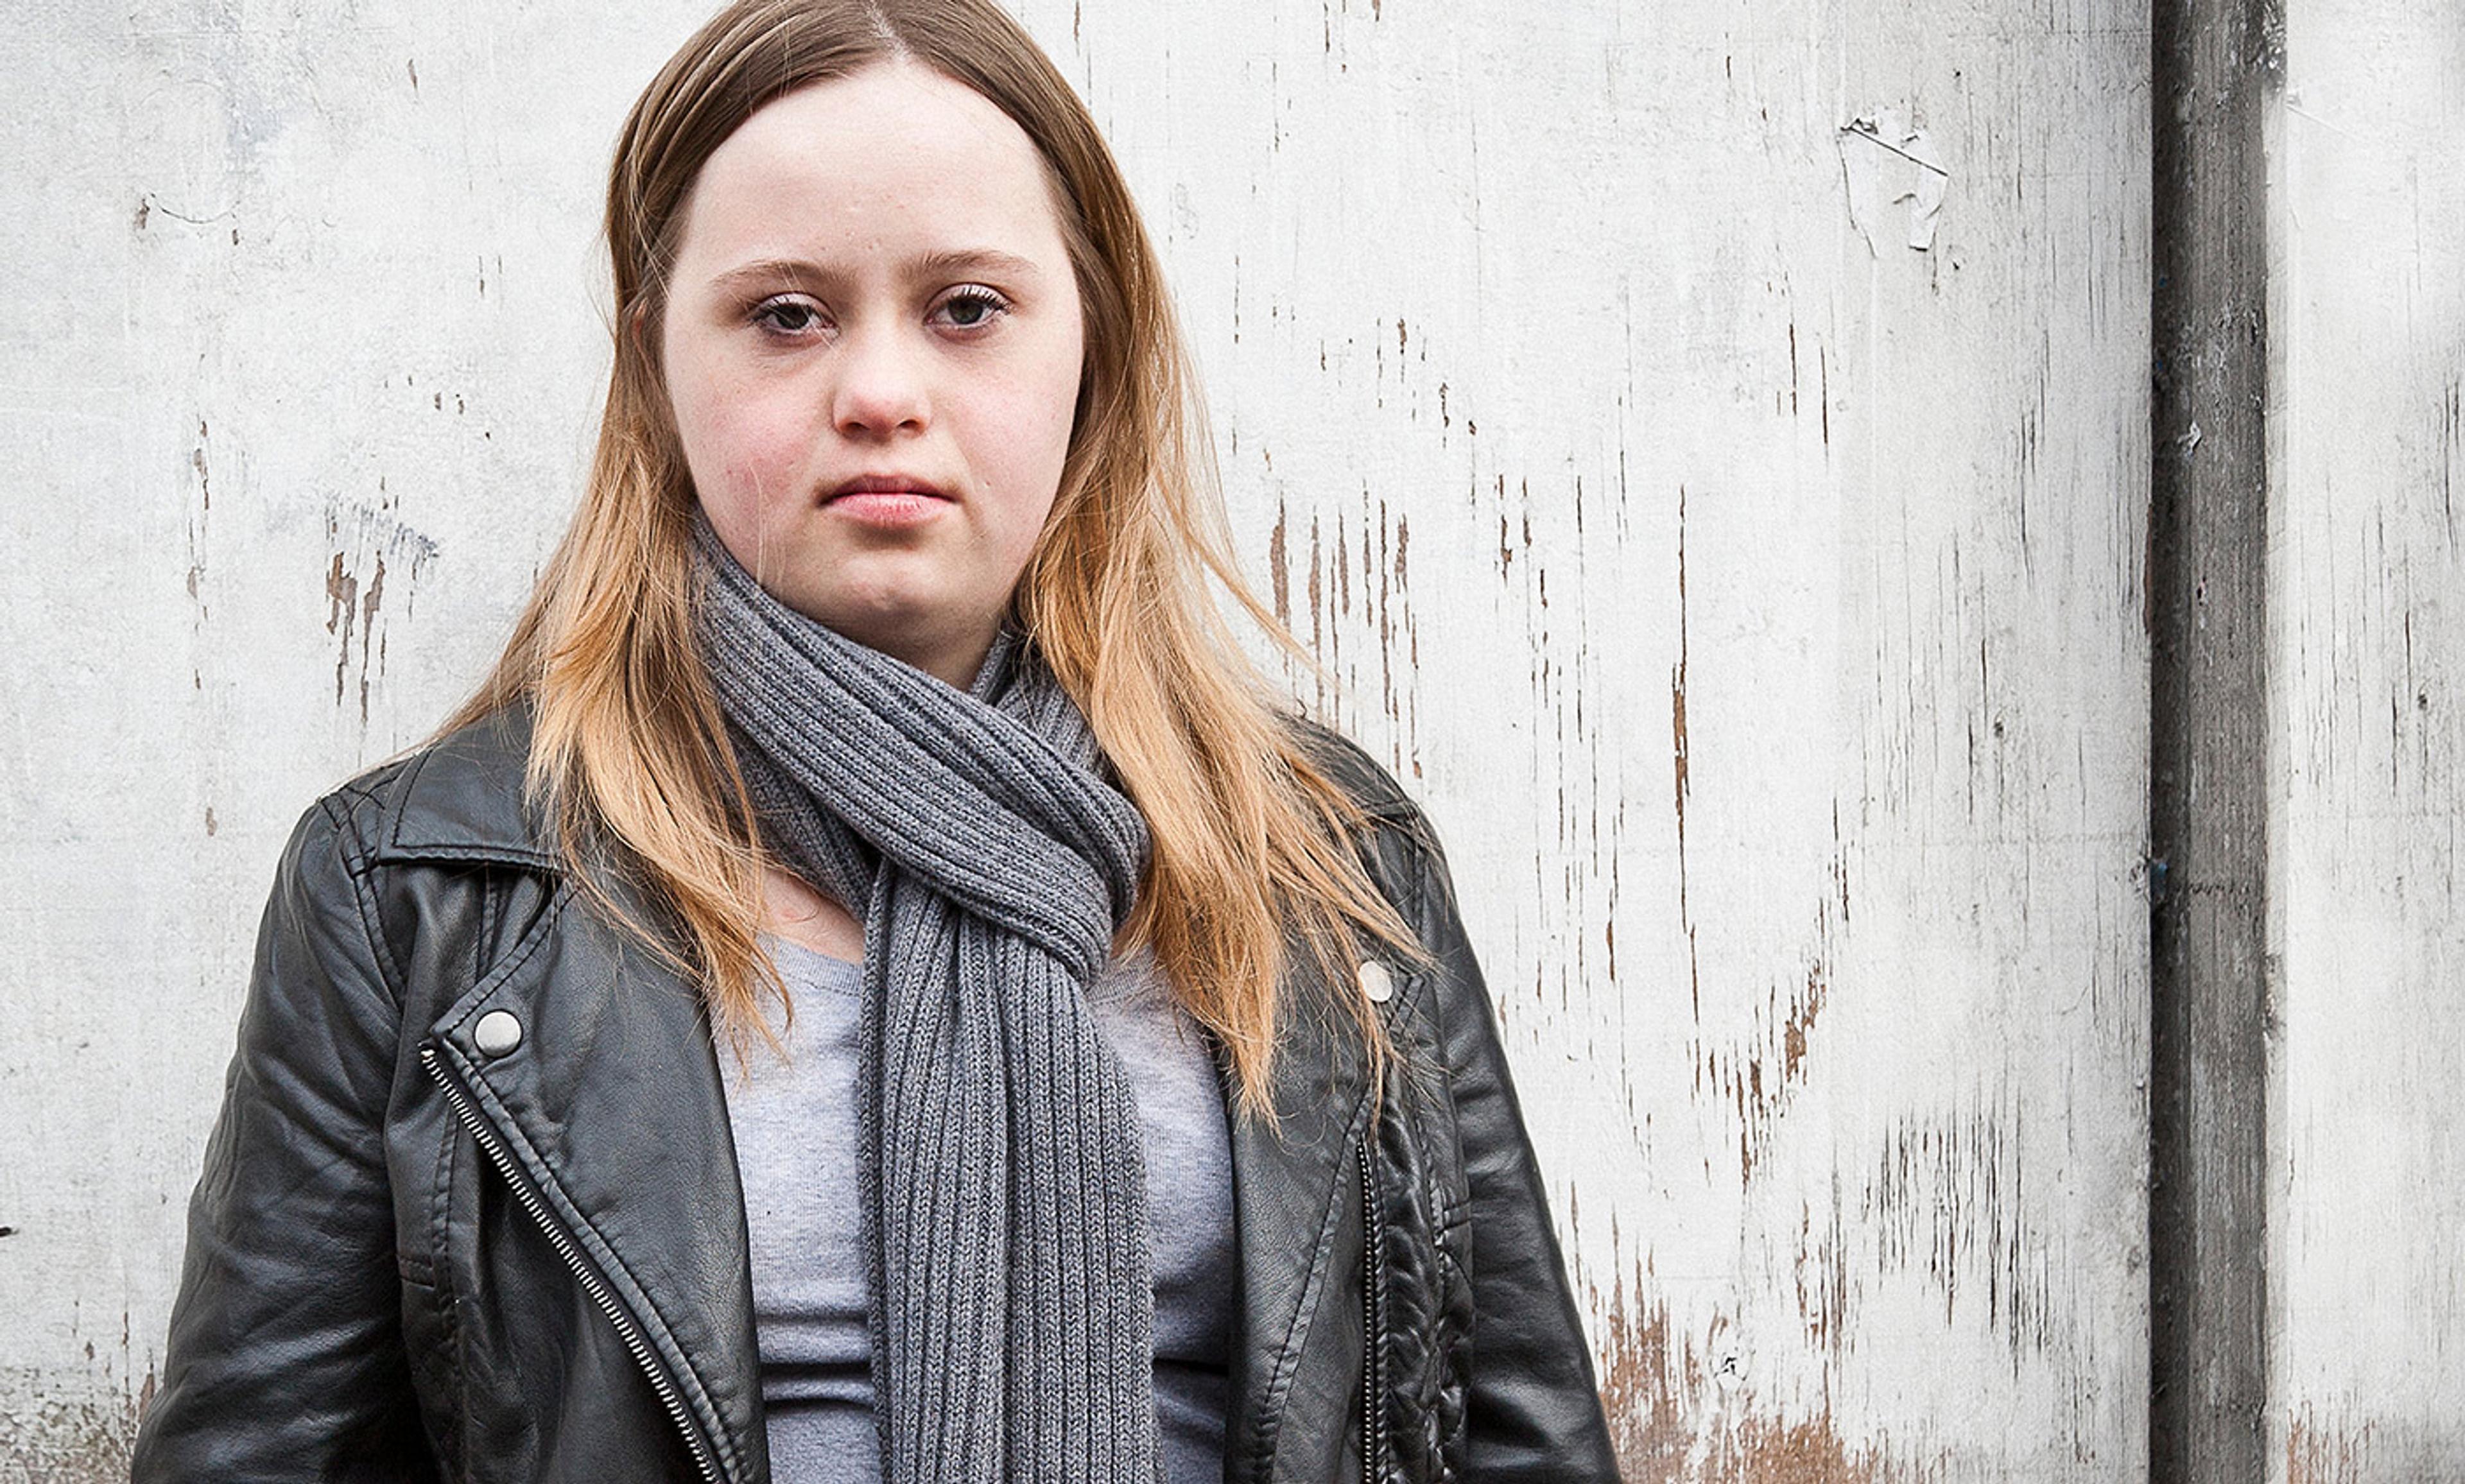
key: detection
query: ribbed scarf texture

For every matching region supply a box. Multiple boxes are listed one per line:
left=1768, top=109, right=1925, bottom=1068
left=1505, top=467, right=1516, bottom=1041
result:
left=693, top=522, right=1162, bottom=1483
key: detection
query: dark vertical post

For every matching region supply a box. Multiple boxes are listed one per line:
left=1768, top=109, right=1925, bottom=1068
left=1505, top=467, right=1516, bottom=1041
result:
left=2149, top=0, right=2275, bottom=1478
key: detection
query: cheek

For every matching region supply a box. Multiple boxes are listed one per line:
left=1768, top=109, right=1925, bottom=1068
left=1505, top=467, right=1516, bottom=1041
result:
left=973, top=405, right=1073, bottom=558
left=672, top=375, right=818, bottom=522
left=982, top=339, right=1085, bottom=535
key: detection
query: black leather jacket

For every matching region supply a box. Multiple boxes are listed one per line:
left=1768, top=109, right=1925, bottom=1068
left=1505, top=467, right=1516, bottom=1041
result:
left=132, top=709, right=1620, bottom=1483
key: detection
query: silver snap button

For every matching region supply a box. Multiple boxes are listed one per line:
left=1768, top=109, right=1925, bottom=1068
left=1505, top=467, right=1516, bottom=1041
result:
left=1358, top=960, right=1396, bottom=1005
left=472, top=1010, right=524, bottom=1057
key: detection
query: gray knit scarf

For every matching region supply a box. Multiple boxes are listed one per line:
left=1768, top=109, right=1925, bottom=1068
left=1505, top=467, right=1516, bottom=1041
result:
left=692, top=522, right=1160, bottom=1483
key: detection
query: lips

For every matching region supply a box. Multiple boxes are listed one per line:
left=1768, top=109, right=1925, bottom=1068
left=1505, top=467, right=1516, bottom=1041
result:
left=824, top=474, right=955, bottom=527
left=827, top=474, right=951, bottom=502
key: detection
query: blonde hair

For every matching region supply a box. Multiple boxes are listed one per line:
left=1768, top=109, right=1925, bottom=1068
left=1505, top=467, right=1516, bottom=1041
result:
left=449, top=0, right=1415, bottom=1110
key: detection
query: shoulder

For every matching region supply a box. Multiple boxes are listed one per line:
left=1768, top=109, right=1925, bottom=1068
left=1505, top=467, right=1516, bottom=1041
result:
left=263, top=705, right=567, bottom=1019
left=1284, top=715, right=1422, bottom=824
left=309, top=703, right=561, bottom=876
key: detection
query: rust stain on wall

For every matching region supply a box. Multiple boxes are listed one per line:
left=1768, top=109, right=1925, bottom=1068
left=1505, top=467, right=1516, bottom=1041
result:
left=1268, top=501, right=1290, bottom=628
left=1305, top=513, right=1324, bottom=678
left=1697, top=956, right=1832, bottom=1179
left=323, top=496, right=438, bottom=727
left=1393, top=512, right=1415, bottom=674
left=1697, top=1415, right=1930, bottom=1484
left=1794, top=1191, right=1851, bottom=1356
left=186, top=419, right=216, bottom=689
left=324, top=547, right=360, bottom=705
left=1258, top=485, right=1421, bottom=773
left=1, top=1345, right=151, bottom=1483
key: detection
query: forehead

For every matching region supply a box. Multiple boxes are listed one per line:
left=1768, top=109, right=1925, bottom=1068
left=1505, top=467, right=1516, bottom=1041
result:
left=675, top=61, right=1066, bottom=266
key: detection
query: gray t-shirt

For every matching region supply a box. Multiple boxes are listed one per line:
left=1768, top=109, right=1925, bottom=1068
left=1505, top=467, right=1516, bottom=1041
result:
left=723, top=937, right=1236, bottom=1484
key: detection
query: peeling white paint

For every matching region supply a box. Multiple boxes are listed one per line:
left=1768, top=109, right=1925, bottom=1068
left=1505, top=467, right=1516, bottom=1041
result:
left=1839, top=108, right=1950, bottom=254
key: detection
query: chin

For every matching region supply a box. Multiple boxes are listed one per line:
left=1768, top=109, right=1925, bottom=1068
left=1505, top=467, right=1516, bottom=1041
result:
left=815, top=598, right=973, bottom=675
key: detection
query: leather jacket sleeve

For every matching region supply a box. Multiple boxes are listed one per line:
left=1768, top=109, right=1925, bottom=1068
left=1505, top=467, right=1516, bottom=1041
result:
left=131, top=788, right=440, bottom=1481
left=1400, top=811, right=1622, bottom=1483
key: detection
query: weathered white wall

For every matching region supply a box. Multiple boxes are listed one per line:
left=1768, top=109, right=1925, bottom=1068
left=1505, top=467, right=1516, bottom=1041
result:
left=0, top=1, right=2152, bottom=1478
left=2268, top=2, right=2465, bottom=1479
left=1102, top=1, right=2156, bottom=1478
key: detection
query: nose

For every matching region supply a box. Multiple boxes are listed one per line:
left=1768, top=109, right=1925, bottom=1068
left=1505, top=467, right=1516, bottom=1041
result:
left=829, top=323, right=930, bottom=440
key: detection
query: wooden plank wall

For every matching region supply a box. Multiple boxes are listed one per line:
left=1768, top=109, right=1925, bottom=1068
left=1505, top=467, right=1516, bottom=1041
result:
left=0, top=1, right=2153, bottom=1477
left=2269, top=0, right=2465, bottom=1478
left=2149, top=0, right=2269, bottom=1472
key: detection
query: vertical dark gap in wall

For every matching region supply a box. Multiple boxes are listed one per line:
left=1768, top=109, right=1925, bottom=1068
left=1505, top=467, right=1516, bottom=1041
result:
left=2149, top=0, right=2278, bottom=1479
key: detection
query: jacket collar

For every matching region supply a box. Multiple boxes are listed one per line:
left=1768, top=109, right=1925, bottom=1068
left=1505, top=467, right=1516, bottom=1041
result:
left=374, top=705, right=562, bottom=870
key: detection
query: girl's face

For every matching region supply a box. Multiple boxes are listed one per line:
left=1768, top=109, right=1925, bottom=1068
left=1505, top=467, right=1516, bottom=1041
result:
left=661, top=62, right=1085, bottom=687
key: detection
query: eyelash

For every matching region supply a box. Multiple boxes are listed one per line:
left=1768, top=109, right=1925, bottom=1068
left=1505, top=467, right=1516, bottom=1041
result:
left=745, top=286, right=1014, bottom=340
left=750, top=297, right=826, bottom=336
left=931, top=286, right=1011, bottom=331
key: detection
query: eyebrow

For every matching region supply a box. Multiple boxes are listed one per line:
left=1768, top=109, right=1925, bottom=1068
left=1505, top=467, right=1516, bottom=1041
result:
left=912, top=247, right=1045, bottom=282
left=705, top=248, right=1047, bottom=297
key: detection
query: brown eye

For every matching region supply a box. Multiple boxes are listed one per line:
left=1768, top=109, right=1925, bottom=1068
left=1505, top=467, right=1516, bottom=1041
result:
left=753, top=297, right=826, bottom=335
left=933, top=287, right=1008, bottom=330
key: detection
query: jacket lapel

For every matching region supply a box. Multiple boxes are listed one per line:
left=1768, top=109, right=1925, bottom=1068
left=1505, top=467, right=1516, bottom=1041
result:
left=426, top=908, right=763, bottom=1484
left=379, top=707, right=764, bottom=1483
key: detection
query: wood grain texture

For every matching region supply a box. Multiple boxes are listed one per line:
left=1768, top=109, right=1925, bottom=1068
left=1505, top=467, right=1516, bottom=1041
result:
left=0, top=1, right=2149, bottom=1477
left=2267, top=1, right=2465, bottom=1478
left=2149, top=0, right=2274, bottom=1475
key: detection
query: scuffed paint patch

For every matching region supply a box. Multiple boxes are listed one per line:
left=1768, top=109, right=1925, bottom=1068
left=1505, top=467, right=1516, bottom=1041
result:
left=2444, top=381, right=2460, bottom=533
left=1268, top=499, right=1291, bottom=628
left=1697, top=1414, right=1933, bottom=1483
left=2287, top=1407, right=2371, bottom=1484
left=1258, top=482, right=1421, bottom=773
left=1691, top=841, right=1849, bottom=1180
left=1838, top=109, right=1948, bottom=254
left=186, top=420, right=214, bottom=635
left=2279, top=1410, right=2465, bottom=1483
left=1595, top=1292, right=1692, bottom=1479
left=1593, top=1289, right=1938, bottom=1483
left=1695, top=956, right=1832, bottom=1178
left=0, top=1382, right=142, bottom=1484
left=1672, top=485, right=1700, bottom=1021
left=1864, top=1101, right=2059, bottom=1358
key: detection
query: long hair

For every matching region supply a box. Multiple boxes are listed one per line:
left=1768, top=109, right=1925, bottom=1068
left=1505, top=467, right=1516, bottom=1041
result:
left=449, top=0, right=1416, bottom=1112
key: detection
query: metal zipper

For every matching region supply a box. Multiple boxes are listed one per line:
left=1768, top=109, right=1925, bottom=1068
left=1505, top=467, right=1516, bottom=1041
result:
left=1357, top=1139, right=1390, bottom=1484
left=420, top=1042, right=726, bottom=1484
